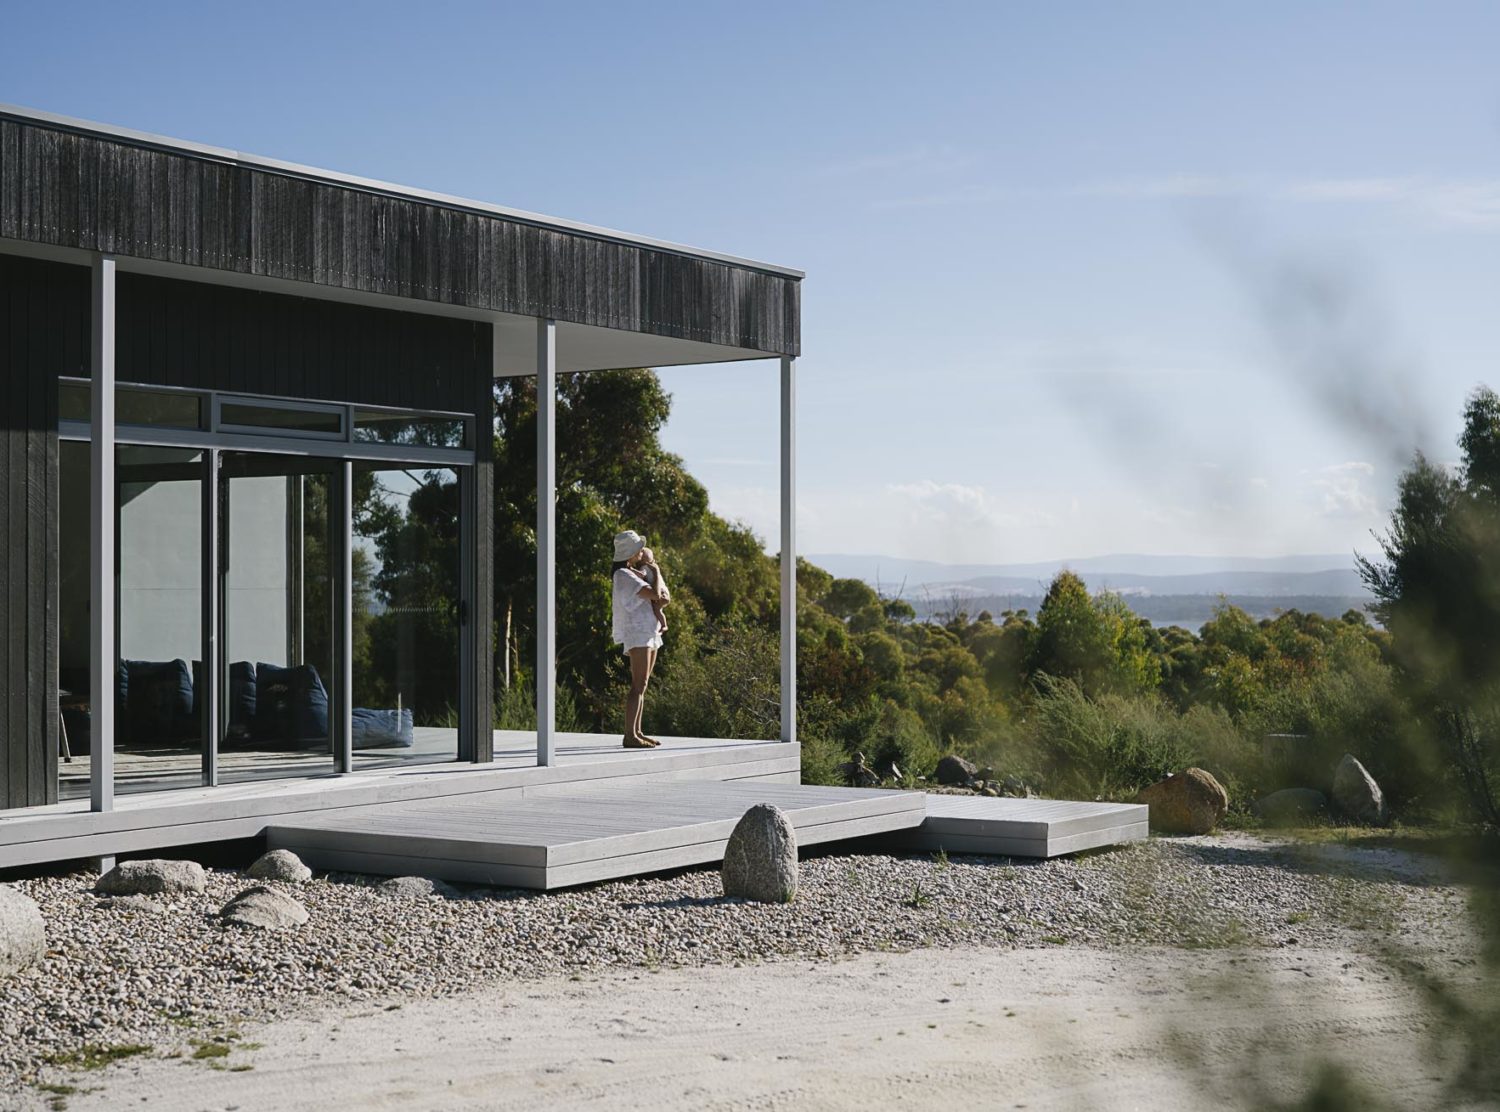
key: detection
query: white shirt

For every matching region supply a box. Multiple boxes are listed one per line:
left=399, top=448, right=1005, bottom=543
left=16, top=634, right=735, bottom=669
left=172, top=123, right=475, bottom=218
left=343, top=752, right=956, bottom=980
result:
left=612, top=567, right=662, bottom=648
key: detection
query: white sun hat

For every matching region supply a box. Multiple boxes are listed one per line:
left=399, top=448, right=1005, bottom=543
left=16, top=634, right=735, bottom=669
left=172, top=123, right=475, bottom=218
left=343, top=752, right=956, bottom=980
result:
left=613, top=530, right=647, bottom=562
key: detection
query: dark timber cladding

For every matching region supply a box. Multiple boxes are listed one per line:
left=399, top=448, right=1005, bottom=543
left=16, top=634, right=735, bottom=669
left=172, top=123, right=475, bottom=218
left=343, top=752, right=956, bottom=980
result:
left=0, top=114, right=801, bottom=356
left=115, top=271, right=490, bottom=412
left=0, top=254, right=83, bottom=808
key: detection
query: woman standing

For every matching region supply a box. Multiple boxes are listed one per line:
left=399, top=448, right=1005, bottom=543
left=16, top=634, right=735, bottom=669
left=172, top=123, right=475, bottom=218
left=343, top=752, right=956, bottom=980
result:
left=611, top=530, right=671, bottom=748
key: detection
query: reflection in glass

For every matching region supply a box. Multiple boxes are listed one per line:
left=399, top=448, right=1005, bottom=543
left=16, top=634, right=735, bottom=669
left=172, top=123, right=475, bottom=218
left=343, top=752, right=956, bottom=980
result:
left=352, top=464, right=460, bottom=767
left=58, top=445, right=206, bottom=798
left=353, top=410, right=466, bottom=449
left=219, top=454, right=338, bottom=783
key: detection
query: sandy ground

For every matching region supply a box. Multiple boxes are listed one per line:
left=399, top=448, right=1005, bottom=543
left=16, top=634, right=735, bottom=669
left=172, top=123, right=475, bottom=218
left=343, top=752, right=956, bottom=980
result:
left=46, top=941, right=1467, bottom=1112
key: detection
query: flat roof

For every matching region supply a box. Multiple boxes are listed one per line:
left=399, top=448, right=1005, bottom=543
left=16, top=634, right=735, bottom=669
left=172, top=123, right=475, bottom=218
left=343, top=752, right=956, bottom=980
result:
left=0, top=102, right=804, bottom=280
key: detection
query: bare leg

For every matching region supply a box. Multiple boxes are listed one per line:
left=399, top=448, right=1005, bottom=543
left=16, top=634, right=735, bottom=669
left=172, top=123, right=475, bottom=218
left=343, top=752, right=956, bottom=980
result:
left=634, top=647, right=658, bottom=741
left=624, top=648, right=654, bottom=747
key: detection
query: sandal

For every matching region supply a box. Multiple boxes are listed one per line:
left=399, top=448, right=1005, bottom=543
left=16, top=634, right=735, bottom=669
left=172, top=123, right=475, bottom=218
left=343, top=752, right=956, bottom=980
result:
left=623, top=736, right=655, bottom=749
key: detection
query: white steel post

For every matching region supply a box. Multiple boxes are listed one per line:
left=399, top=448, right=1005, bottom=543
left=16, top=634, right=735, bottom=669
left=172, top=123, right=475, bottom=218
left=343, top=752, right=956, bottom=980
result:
left=89, top=256, right=117, bottom=811
left=780, top=355, right=797, bottom=744
left=337, top=460, right=354, bottom=773
left=536, top=318, right=557, bottom=766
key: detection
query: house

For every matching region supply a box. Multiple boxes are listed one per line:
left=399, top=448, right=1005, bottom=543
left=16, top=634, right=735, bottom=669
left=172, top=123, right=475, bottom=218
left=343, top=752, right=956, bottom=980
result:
left=0, top=104, right=802, bottom=868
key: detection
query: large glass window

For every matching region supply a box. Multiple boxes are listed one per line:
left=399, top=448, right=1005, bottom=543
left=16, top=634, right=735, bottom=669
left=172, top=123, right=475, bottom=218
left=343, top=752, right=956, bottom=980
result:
left=58, top=445, right=207, bottom=799
left=56, top=379, right=476, bottom=800
left=351, top=464, right=461, bottom=768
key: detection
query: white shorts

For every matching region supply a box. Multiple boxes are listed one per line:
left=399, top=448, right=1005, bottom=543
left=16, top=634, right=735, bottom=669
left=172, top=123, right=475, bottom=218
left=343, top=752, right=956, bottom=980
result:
left=622, top=633, right=663, bottom=654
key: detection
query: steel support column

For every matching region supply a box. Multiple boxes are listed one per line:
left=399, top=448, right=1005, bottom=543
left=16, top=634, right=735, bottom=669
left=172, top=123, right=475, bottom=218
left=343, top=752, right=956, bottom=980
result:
left=780, top=356, right=797, bottom=744
left=536, top=319, right=557, bottom=766
left=89, top=256, right=116, bottom=811
left=335, top=460, right=354, bottom=773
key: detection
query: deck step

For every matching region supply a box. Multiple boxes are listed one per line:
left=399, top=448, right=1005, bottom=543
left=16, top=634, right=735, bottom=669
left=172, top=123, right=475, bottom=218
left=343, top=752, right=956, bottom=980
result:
left=267, top=780, right=927, bottom=890
left=898, top=795, right=1148, bottom=858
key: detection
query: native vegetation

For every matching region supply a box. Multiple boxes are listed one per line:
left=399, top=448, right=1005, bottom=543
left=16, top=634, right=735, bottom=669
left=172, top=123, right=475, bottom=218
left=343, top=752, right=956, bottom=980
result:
left=355, top=372, right=1499, bottom=829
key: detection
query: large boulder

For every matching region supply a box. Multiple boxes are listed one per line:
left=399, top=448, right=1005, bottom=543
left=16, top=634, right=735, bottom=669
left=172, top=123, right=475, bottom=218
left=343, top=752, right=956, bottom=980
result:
left=1253, top=788, right=1328, bottom=827
left=1135, top=768, right=1229, bottom=834
left=220, top=886, right=309, bottom=931
left=0, top=886, right=45, bottom=979
left=1332, top=754, right=1387, bottom=825
left=248, top=849, right=312, bottom=884
left=934, top=755, right=979, bottom=786
left=95, top=859, right=206, bottom=897
left=722, top=804, right=798, bottom=903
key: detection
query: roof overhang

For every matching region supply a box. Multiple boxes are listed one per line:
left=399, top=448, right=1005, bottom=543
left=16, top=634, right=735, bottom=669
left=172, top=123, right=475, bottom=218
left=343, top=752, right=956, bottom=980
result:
left=0, top=104, right=802, bottom=365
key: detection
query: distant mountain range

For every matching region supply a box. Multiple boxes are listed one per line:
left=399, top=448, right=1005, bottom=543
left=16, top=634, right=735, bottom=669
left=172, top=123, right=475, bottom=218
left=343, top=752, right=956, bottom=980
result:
left=806, top=553, right=1375, bottom=628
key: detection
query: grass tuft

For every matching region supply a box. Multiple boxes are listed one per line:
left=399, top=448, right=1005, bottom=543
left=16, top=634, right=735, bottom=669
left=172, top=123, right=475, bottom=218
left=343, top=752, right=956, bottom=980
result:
left=43, top=1044, right=151, bottom=1071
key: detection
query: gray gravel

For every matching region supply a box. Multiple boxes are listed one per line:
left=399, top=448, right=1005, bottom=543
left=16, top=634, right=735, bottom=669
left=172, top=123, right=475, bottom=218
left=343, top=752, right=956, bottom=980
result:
left=0, top=833, right=1475, bottom=1099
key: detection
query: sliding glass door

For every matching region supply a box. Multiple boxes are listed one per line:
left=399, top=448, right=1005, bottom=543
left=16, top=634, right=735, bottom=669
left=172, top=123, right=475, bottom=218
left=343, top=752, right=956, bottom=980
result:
left=57, top=380, right=478, bottom=800
left=217, top=452, right=340, bottom=784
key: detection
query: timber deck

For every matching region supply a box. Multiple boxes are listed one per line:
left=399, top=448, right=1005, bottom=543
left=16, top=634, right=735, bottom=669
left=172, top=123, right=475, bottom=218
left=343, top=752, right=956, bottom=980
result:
left=268, top=780, right=928, bottom=890
left=895, top=795, right=1149, bottom=858
left=0, top=734, right=799, bottom=869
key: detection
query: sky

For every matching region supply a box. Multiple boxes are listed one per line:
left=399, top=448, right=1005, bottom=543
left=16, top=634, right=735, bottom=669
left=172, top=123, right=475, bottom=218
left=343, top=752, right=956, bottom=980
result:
left=4, top=1, right=1499, bottom=566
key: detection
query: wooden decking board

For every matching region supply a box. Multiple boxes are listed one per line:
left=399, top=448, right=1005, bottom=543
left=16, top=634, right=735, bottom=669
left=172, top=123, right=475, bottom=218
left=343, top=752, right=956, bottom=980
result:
left=268, top=781, right=928, bottom=888
left=0, top=735, right=800, bottom=868
left=896, top=796, right=1149, bottom=859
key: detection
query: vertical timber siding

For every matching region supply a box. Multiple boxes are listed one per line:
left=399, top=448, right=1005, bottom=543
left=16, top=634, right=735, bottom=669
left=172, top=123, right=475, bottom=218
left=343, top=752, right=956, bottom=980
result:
left=116, top=272, right=490, bottom=412
left=1, top=254, right=85, bottom=808
left=0, top=116, right=800, bottom=357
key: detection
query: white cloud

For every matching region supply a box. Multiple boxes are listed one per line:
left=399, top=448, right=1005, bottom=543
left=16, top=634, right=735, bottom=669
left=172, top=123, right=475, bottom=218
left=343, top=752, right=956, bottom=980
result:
left=1071, top=173, right=1500, bottom=231
left=867, top=183, right=1011, bottom=211
left=1305, top=461, right=1380, bottom=520
left=1069, top=174, right=1243, bottom=200
left=817, top=144, right=975, bottom=180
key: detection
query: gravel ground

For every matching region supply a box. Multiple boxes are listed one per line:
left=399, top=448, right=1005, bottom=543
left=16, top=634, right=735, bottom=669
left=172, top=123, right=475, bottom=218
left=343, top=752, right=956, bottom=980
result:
left=0, top=833, right=1478, bottom=1101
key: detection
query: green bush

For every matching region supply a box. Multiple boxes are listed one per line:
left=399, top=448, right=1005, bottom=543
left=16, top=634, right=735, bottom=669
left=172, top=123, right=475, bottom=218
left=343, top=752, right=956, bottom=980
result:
left=1026, top=674, right=1243, bottom=801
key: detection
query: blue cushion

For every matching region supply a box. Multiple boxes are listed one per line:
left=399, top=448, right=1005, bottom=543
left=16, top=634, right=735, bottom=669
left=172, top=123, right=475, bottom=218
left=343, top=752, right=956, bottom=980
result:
left=253, top=662, right=329, bottom=746
left=120, top=658, right=194, bottom=747
left=227, top=661, right=257, bottom=734
left=351, top=707, right=415, bottom=749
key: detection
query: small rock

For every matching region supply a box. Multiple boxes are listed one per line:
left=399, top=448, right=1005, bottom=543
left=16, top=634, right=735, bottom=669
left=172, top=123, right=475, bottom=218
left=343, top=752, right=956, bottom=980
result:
left=95, top=859, right=206, bottom=896
left=1135, top=768, right=1229, bottom=834
left=722, top=804, right=798, bottom=903
left=1332, top=754, right=1387, bottom=825
left=935, top=755, right=978, bottom=786
left=379, top=876, right=459, bottom=900
left=0, top=886, right=45, bottom=979
left=1253, top=788, right=1328, bottom=826
left=248, top=849, right=313, bottom=884
left=220, top=886, right=309, bottom=931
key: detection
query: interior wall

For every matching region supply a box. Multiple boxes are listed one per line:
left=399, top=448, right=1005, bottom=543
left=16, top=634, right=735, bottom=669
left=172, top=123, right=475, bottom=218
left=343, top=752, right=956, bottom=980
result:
left=223, top=475, right=290, bottom=667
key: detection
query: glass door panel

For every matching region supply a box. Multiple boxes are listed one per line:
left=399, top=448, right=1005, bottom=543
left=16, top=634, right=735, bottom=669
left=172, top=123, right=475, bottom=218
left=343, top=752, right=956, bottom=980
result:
left=57, top=444, right=208, bottom=798
left=218, top=452, right=338, bottom=783
left=116, top=447, right=207, bottom=793
left=352, top=464, right=461, bottom=768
